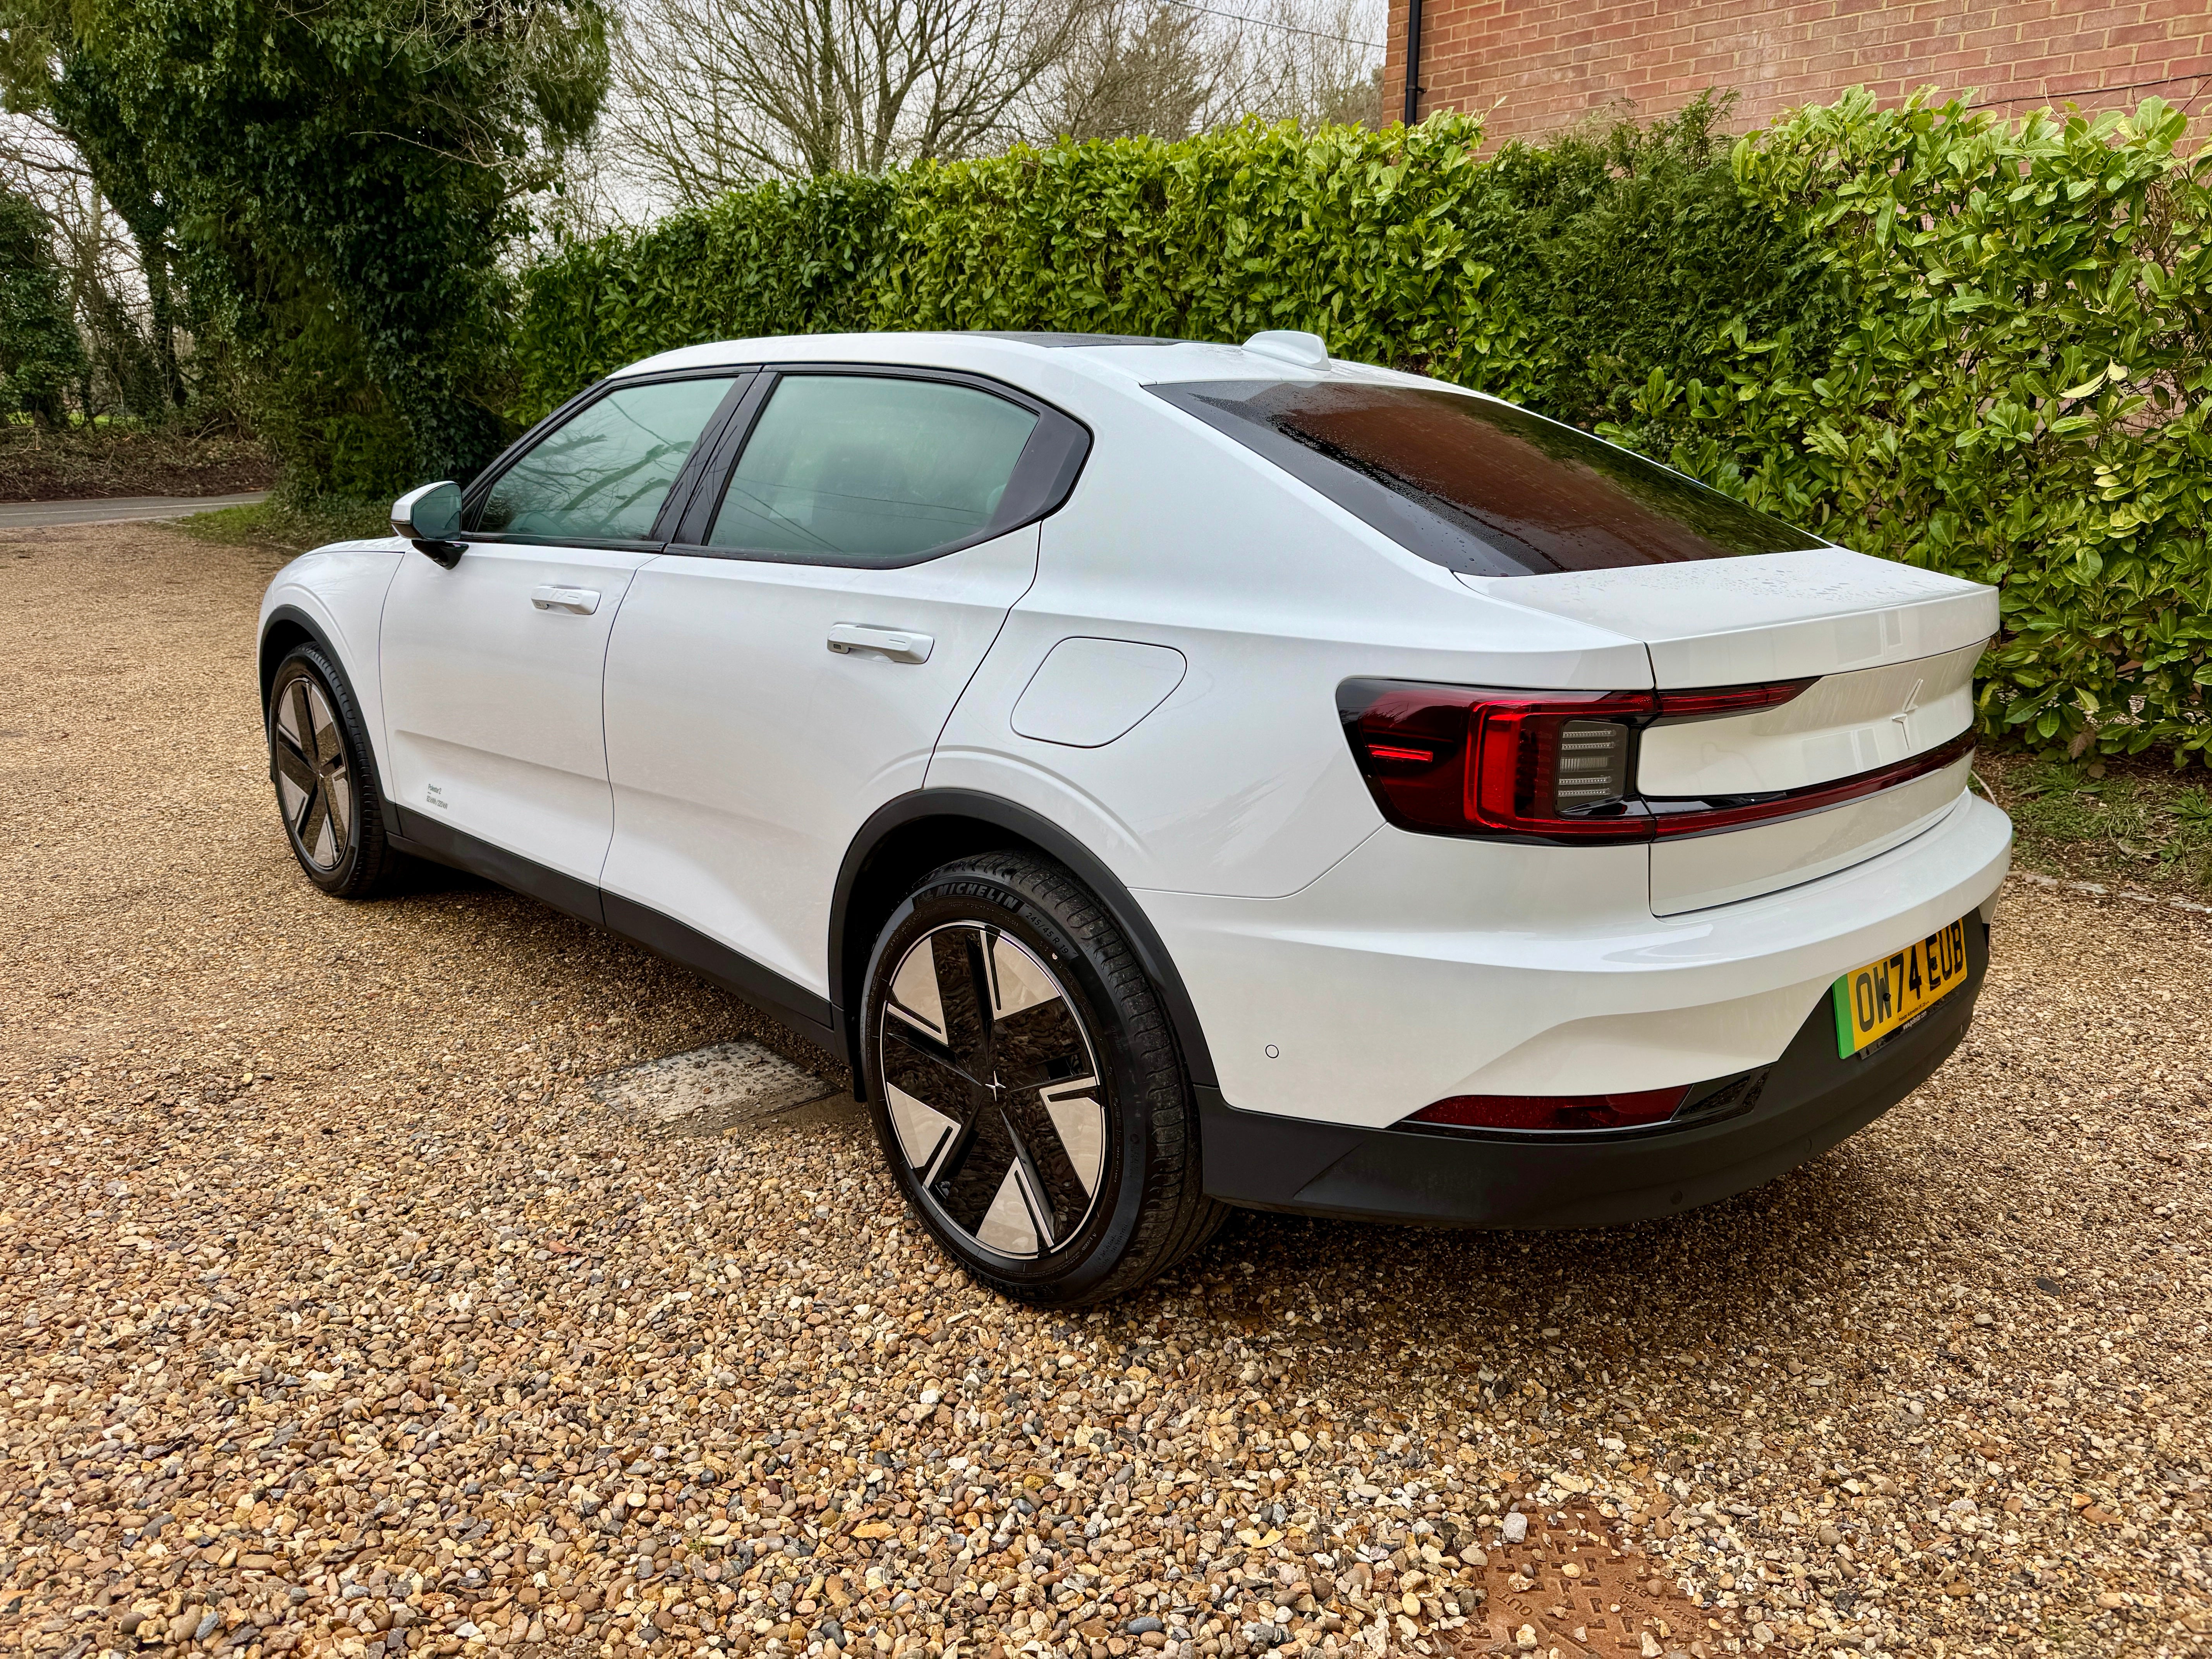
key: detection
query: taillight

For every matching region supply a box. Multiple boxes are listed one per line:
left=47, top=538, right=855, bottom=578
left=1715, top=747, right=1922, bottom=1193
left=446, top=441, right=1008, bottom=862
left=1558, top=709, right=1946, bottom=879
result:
left=1338, top=676, right=1970, bottom=844
left=1650, top=680, right=1814, bottom=721
left=1408, top=1087, right=1689, bottom=1132
left=1338, top=682, right=1656, bottom=842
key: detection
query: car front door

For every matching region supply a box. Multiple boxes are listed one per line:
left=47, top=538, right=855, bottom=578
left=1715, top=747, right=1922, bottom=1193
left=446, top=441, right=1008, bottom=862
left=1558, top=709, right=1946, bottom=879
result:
left=380, top=371, right=747, bottom=904
left=599, top=367, right=1086, bottom=1015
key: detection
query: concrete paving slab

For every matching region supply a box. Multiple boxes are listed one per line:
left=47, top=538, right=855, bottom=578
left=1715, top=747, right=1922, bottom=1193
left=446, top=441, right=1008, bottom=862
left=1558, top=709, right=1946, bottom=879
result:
left=587, top=1038, right=843, bottom=1135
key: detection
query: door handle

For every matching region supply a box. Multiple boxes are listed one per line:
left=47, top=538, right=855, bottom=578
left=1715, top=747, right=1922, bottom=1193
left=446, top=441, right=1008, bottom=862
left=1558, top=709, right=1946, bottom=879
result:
left=531, top=585, right=601, bottom=615
left=827, top=623, right=934, bottom=664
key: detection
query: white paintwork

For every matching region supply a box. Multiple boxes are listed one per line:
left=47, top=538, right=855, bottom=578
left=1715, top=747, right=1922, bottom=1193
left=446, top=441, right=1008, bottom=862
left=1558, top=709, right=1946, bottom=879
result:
left=1639, top=640, right=1984, bottom=795
left=381, top=541, right=653, bottom=882
left=1010, top=638, right=1188, bottom=747
left=1468, top=547, right=1997, bottom=686
left=1140, top=792, right=2009, bottom=1127
left=929, top=369, right=1656, bottom=900
left=1649, top=754, right=1973, bottom=915
left=267, top=329, right=2017, bottom=1152
left=256, top=541, right=407, bottom=793
left=598, top=528, right=1039, bottom=994
left=1243, top=330, right=1331, bottom=367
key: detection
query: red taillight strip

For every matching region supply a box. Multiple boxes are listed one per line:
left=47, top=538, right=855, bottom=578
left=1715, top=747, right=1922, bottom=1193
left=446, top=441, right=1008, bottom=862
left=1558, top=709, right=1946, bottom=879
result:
left=1646, top=728, right=1976, bottom=838
left=1365, top=742, right=1440, bottom=765
left=1409, top=1087, right=1689, bottom=1133
left=1653, top=679, right=1814, bottom=722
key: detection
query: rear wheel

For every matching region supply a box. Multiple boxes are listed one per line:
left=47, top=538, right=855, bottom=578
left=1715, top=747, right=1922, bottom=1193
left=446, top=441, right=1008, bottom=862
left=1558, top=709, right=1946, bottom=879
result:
left=861, top=850, right=1224, bottom=1304
left=266, top=645, right=403, bottom=898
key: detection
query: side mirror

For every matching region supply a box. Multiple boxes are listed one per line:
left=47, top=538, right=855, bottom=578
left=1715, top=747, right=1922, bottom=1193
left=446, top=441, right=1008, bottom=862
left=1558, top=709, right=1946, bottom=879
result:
left=393, top=481, right=465, bottom=568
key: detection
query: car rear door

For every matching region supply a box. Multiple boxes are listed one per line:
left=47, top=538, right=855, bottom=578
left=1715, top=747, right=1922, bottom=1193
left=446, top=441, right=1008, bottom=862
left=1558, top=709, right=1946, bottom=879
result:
left=599, top=367, right=1085, bottom=1007
left=379, top=371, right=747, bottom=902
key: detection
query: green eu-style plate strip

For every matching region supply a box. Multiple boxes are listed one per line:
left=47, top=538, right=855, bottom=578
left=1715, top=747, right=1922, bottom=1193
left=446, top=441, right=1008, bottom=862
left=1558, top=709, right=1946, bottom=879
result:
left=1832, top=975, right=1858, bottom=1059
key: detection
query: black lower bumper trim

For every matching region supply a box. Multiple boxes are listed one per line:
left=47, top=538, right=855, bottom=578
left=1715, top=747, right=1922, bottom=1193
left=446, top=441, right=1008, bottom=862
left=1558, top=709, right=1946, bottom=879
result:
left=1199, top=919, right=1988, bottom=1228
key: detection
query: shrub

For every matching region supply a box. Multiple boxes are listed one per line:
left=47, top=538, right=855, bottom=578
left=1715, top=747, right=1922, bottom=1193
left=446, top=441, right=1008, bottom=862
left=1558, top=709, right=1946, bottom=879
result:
left=514, top=92, right=2210, bottom=763
left=1606, top=91, right=2212, bottom=764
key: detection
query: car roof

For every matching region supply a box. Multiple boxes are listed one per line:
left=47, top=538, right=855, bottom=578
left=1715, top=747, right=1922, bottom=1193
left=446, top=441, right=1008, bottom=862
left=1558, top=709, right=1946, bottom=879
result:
left=610, top=330, right=1430, bottom=393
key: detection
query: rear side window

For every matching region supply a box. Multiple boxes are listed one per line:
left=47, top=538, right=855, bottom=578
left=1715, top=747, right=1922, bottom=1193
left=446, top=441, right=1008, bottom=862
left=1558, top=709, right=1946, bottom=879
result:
left=708, top=374, right=1041, bottom=563
left=1152, top=380, right=1823, bottom=577
left=473, top=375, right=739, bottom=542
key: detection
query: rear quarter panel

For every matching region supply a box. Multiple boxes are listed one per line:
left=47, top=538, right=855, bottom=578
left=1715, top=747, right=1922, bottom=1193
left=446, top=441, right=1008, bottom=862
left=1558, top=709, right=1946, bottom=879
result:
left=926, top=379, right=1654, bottom=900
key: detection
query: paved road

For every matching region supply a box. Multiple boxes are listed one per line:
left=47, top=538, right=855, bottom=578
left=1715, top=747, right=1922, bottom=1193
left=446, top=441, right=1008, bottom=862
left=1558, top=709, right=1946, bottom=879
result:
left=0, top=489, right=267, bottom=528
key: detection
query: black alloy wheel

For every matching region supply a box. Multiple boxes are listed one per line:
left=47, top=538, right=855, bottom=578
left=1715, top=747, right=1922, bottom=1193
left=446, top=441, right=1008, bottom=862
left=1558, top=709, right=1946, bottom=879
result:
left=861, top=850, right=1224, bottom=1304
left=266, top=644, right=402, bottom=898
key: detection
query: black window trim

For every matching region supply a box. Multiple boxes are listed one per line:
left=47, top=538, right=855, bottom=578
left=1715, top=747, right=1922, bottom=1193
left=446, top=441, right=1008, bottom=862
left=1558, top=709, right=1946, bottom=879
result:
left=663, top=362, right=1094, bottom=571
left=457, top=366, right=759, bottom=554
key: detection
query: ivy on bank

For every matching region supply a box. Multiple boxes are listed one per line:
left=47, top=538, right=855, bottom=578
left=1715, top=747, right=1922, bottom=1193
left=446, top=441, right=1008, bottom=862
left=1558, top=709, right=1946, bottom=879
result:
left=515, top=93, right=2211, bottom=763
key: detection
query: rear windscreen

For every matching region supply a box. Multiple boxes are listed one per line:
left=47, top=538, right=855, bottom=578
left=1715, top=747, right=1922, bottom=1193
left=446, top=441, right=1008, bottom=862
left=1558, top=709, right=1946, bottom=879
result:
left=1152, top=380, right=1824, bottom=577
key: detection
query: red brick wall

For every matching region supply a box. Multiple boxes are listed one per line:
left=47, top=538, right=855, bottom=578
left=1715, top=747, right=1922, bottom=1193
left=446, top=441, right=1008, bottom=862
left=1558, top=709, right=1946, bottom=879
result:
left=1380, top=0, right=2212, bottom=147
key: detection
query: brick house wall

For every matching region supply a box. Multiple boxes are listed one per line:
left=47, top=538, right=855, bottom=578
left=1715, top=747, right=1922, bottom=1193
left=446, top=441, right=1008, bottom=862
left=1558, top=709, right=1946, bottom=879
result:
left=1380, top=0, right=2212, bottom=146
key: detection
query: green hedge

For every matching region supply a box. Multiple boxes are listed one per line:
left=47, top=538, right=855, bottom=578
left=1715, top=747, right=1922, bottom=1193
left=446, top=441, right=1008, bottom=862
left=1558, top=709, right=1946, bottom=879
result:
left=515, top=93, right=2211, bottom=763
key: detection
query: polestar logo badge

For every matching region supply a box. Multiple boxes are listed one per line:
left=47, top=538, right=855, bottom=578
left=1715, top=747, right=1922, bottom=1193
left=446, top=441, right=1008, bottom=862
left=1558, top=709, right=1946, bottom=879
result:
left=986, top=1072, right=1005, bottom=1098
left=1892, top=679, right=1923, bottom=738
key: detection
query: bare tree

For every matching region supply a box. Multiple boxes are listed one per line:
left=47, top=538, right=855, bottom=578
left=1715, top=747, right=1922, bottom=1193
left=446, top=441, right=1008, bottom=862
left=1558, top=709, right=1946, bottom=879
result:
left=1039, top=0, right=1382, bottom=146
left=582, top=0, right=1384, bottom=222
left=0, top=111, right=170, bottom=419
left=1048, top=2, right=1237, bottom=142
left=605, top=0, right=1096, bottom=204
left=1232, top=0, right=1384, bottom=131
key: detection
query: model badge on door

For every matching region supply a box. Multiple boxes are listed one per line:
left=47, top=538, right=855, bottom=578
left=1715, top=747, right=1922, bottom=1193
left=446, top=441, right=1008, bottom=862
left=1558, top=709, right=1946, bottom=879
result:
left=425, top=783, right=450, bottom=811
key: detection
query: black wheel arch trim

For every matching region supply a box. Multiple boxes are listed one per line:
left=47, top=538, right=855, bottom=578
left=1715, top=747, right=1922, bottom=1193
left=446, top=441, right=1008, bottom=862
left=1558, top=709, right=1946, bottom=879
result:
left=259, top=603, right=347, bottom=703
left=829, top=790, right=1219, bottom=1100
left=259, top=604, right=395, bottom=818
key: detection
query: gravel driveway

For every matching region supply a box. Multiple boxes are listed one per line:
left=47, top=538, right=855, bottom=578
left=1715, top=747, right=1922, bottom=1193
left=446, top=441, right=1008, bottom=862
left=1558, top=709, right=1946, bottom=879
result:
left=3, top=525, right=2209, bottom=1659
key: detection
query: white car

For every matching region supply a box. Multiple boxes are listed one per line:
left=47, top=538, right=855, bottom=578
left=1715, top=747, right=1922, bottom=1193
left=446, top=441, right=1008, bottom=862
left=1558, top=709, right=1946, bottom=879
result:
left=259, top=329, right=2010, bottom=1302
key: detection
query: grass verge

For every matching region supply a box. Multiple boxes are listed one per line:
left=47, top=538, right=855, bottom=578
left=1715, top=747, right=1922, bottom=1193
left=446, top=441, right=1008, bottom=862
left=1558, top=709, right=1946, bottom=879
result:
left=1973, top=749, right=2212, bottom=897
left=173, top=495, right=391, bottom=556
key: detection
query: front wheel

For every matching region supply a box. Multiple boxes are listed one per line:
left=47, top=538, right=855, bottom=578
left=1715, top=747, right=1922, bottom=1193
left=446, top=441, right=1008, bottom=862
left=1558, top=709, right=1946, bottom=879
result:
left=266, top=644, right=403, bottom=898
left=860, top=851, right=1224, bottom=1304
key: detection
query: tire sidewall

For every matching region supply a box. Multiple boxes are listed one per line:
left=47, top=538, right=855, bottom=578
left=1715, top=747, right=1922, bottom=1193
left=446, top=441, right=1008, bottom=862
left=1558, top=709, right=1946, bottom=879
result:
left=860, top=862, right=1166, bottom=1305
left=267, top=647, right=373, bottom=895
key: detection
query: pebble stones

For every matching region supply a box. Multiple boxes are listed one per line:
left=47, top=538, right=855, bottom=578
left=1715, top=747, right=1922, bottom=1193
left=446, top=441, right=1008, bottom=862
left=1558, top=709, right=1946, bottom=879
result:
left=2, top=525, right=2211, bottom=1659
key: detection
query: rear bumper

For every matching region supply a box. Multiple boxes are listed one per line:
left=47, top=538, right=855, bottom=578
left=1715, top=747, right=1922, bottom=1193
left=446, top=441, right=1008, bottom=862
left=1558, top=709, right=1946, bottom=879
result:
left=1198, top=916, right=1987, bottom=1227
left=1141, top=791, right=2011, bottom=1126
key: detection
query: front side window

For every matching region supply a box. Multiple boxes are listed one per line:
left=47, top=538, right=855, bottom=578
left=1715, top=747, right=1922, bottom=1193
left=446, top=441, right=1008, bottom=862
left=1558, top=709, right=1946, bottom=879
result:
left=707, top=374, right=1040, bottom=564
left=1152, top=380, right=1824, bottom=577
left=474, top=375, right=739, bottom=542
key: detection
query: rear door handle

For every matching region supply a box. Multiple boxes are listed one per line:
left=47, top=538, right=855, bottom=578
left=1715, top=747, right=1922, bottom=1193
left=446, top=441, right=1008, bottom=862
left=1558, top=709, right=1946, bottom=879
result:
left=532, top=584, right=600, bottom=615
left=827, top=623, right=934, bottom=664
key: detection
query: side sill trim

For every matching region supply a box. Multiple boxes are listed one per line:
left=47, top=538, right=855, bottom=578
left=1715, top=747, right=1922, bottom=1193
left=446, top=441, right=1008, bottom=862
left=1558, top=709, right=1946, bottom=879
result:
left=601, top=893, right=838, bottom=1050
left=385, top=810, right=839, bottom=1054
left=393, top=806, right=605, bottom=927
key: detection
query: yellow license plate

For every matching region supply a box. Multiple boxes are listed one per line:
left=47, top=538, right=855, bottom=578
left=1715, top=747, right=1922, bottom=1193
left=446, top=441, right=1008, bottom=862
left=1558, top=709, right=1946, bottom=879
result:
left=1832, top=917, right=1972, bottom=1057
